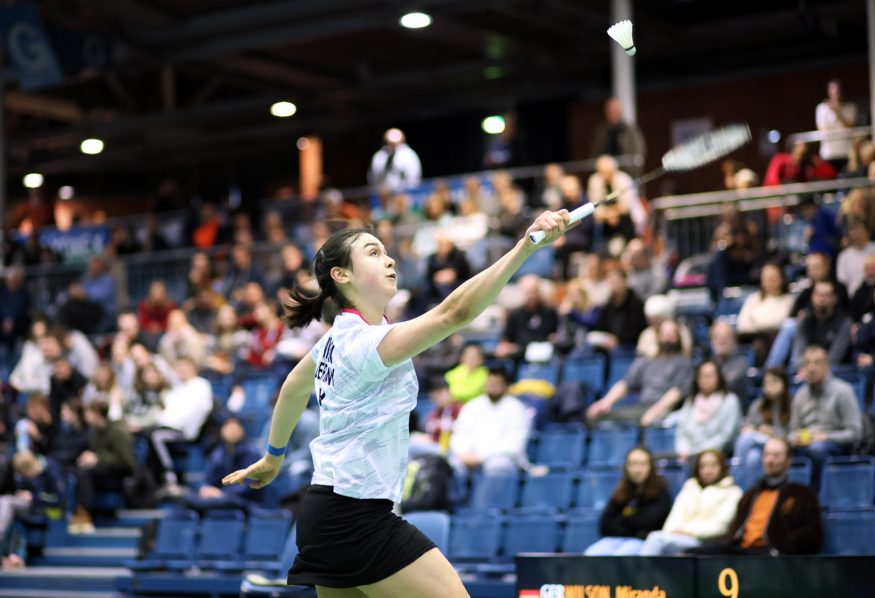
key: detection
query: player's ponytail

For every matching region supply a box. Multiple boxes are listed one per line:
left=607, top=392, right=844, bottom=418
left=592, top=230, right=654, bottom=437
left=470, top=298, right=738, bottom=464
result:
left=281, top=227, right=369, bottom=329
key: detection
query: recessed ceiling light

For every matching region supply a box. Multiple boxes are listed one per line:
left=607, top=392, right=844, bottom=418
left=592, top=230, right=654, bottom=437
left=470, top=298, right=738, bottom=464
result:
left=400, top=12, right=431, bottom=29
left=23, top=173, right=44, bottom=189
left=271, top=101, right=297, bottom=118
left=482, top=115, right=506, bottom=135
left=80, top=138, right=104, bottom=155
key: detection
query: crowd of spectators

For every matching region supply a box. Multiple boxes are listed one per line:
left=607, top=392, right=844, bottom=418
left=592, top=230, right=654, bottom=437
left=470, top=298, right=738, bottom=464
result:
left=0, top=84, right=873, bottom=569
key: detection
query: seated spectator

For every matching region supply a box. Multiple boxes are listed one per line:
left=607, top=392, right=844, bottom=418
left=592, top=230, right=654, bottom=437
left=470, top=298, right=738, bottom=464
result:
left=241, top=302, right=288, bottom=373
left=636, top=295, right=693, bottom=358
left=736, top=263, right=794, bottom=366
left=183, top=415, right=262, bottom=511
left=184, top=251, right=217, bottom=301
left=116, top=343, right=177, bottom=401
left=0, top=266, right=31, bottom=350
left=158, top=309, right=207, bottom=369
left=68, top=402, right=136, bottom=533
left=622, top=239, right=667, bottom=302
left=849, top=253, right=875, bottom=323
left=424, top=232, right=472, bottom=307
left=124, top=363, right=168, bottom=433
left=204, top=304, right=249, bottom=375
left=494, top=276, right=558, bottom=363
left=9, top=317, right=51, bottom=395
left=49, top=400, right=90, bottom=469
left=588, top=320, right=693, bottom=426
left=2, top=451, right=64, bottom=552
left=838, top=187, right=875, bottom=238
left=444, top=344, right=488, bottom=404
left=584, top=447, right=672, bottom=555
left=640, top=450, right=743, bottom=555
left=579, top=253, right=611, bottom=307
left=734, top=367, right=792, bottom=488
left=235, top=281, right=267, bottom=330
left=800, top=194, right=843, bottom=258
left=149, top=357, right=214, bottom=493
left=706, top=203, right=762, bottom=301
left=837, top=221, right=875, bottom=297
left=687, top=437, right=823, bottom=555
left=57, top=283, right=104, bottom=335
left=790, top=252, right=849, bottom=317
left=138, top=281, right=177, bottom=348
left=674, top=360, right=742, bottom=461
left=115, top=309, right=149, bottom=350
left=14, top=394, right=55, bottom=456
left=708, top=321, right=749, bottom=404
left=587, top=155, right=647, bottom=234
left=48, top=357, right=87, bottom=422
left=221, top=243, right=266, bottom=303
left=554, top=280, right=599, bottom=356
left=273, top=243, right=309, bottom=302
left=791, top=281, right=852, bottom=368
left=80, top=256, right=117, bottom=330
left=449, top=368, right=531, bottom=474
left=590, top=269, right=647, bottom=351
left=539, top=163, right=564, bottom=210
left=410, top=377, right=462, bottom=457
left=185, top=288, right=220, bottom=334
left=81, top=363, right=124, bottom=421
left=789, top=346, right=861, bottom=487
left=763, top=141, right=836, bottom=187
left=553, top=175, right=594, bottom=280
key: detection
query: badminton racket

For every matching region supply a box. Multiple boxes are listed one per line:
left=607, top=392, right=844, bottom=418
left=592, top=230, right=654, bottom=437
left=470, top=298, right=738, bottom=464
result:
left=529, top=123, right=752, bottom=244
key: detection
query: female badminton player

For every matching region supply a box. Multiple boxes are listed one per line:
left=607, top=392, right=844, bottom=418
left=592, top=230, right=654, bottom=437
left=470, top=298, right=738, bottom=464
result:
left=222, top=209, right=570, bottom=598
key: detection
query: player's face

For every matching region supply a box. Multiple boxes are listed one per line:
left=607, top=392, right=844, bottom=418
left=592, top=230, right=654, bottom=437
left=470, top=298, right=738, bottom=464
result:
left=348, top=234, right=397, bottom=301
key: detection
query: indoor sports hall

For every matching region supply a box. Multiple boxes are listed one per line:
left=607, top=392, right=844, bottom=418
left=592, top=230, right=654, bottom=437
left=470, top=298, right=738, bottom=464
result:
left=0, top=1, right=873, bottom=597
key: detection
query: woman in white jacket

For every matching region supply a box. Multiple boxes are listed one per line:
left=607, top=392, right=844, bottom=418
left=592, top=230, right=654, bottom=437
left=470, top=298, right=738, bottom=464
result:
left=639, top=450, right=743, bottom=555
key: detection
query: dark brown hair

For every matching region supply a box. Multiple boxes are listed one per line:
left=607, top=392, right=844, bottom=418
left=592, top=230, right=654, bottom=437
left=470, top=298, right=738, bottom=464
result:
left=282, top=227, right=370, bottom=329
left=690, top=359, right=727, bottom=397
left=760, top=366, right=791, bottom=427
left=693, top=449, right=729, bottom=487
left=611, top=447, right=668, bottom=505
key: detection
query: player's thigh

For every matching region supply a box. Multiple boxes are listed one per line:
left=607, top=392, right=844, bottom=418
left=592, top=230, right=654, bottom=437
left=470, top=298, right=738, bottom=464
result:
left=316, top=585, right=367, bottom=598
left=357, top=547, right=469, bottom=598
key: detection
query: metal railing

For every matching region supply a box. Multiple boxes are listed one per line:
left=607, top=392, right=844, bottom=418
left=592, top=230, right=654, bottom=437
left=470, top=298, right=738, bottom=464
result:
left=787, top=126, right=873, bottom=148
left=650, top=177, right=870, bottom=259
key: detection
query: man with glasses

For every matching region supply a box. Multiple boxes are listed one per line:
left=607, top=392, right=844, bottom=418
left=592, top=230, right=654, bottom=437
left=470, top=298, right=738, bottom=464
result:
left=789, top=345, right=862, bottom=487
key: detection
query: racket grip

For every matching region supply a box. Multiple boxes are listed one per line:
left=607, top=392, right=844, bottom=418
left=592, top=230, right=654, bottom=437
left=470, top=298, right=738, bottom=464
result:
left=528, top=203, right=595, bottom=244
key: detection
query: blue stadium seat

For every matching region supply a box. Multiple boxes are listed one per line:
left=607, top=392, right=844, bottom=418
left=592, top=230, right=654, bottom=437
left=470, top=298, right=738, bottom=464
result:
left=215, top=509, right=294, bottom=573
left=562, top=509, right=602, bottom=553
left=195, top=510, right=245, bottom=567
left=512, top=246, right=554, bottom=280
left=657, top=462, right=688, bottom=499
left=587, top=426, right=639, bottom=468
left=240, top=374, right=281, bottom=412
left=562, top=357, right=606, bottom=392
left=822, top=510, right=875, bottom=555
left=534, top=427, right=586, bottom=468
left=819, top=457, right=875, bottom=510
left=575, top=469, right=619, bottom=511
left=503, top=512, right=560, bottom=558
left=644, top=426, right=676, bottom=456
left=404, top=511, right=451, bottom=555
left=606, top=355, right=636, bottom=389
left=448, top=512, right=504, bottom=562
left=467, top=471, right=520, bottom=511
left=127, top=510, right=199, bottom=570
left=516, top=361, right=560, bottom=386
left=788, top=456, right=813, bottom=488
left=520, top=471, right=575, bottom=511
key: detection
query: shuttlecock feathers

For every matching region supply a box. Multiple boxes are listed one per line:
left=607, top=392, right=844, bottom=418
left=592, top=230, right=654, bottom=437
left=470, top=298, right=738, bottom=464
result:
left=607, top=20, right=635, bottom=56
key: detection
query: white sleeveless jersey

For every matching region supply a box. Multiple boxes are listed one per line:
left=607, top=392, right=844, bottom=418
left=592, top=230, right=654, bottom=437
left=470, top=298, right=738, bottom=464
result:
left=308, top=310, right=418, bottom=502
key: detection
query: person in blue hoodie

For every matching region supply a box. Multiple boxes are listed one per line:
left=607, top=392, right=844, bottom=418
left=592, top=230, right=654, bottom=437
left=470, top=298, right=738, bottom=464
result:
left=183, top=415, right=262, bottom=511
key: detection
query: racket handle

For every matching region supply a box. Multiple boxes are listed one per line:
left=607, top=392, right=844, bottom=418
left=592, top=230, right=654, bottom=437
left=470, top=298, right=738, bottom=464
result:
left=528, top=203, right=595, bottom=244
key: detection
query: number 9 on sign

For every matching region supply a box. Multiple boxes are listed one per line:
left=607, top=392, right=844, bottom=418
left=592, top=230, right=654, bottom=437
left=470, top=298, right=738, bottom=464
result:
left=718, top=568, right=739, bottom=598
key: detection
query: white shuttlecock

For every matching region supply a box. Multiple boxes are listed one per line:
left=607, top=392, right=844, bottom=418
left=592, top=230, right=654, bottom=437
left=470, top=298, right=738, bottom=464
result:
left=607, top=19, right=635, bottom=56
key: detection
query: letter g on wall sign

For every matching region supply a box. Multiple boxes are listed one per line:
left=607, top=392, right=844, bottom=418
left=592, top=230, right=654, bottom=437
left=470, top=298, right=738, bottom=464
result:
left=0, top=2, right=63, bottom=90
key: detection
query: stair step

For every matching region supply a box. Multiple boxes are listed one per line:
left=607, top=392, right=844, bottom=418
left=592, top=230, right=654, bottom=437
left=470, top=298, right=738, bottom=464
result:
left=34, top=547, right=139, bottom=567
left=0, top=567, right=129, bottom=591
left=48, top=528, right=142, bottom=549
left=0, top=590, right=124, bottom=598
left=97, top=509, right=166, bottom=527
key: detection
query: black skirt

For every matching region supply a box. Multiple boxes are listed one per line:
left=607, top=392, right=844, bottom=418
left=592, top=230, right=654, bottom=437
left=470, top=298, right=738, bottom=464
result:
left=287, top=485, right=436, bottom=588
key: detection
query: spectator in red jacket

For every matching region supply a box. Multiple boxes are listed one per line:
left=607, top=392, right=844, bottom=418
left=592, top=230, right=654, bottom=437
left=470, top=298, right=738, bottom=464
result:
left=764, top=141, right=836, bottom=187
left=138, top=281, right=177, bottom=347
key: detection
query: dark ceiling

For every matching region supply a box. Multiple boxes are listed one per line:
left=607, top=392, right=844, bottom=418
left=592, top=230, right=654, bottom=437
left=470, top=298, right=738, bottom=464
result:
left=2, top=0, right=868, bottom=179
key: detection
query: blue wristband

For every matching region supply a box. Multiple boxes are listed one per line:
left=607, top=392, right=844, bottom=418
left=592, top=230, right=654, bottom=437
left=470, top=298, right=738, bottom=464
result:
left=266, top=443, right=286, bottom=457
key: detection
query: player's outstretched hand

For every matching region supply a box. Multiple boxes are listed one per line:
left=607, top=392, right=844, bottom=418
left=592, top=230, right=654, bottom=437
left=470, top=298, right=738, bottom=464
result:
left=525, top=209, right=571, bottom=248
left=222, top=455, right=283, bottom=490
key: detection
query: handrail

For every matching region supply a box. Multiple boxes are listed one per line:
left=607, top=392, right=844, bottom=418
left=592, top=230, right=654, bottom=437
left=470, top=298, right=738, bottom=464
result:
left=651, top=177, right=869, bottom=214
left=786, top=126, right=873, bottom=147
